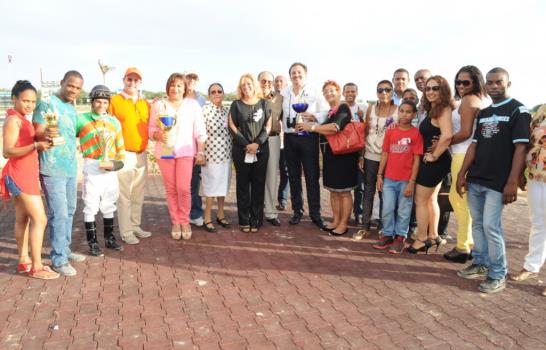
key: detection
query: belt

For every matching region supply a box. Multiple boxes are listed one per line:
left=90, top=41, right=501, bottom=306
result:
left=269, top=132, right=280, bottom=136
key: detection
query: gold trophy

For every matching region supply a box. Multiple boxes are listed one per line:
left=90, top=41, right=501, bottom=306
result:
left=158, top=115, right=176, bottom=159
left=99, top=131, right=114, bottom=170
left=42, top=109, right=65, bottom=146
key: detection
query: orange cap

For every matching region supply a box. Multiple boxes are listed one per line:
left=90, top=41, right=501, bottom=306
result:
left=124, top=67, right=142, bottom=80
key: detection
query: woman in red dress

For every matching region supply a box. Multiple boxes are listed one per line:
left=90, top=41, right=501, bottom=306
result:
left=1, top=80, right=59, bottom=279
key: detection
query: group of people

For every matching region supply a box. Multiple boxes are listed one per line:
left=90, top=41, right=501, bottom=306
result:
left=1, top=63, right=545, bottom=296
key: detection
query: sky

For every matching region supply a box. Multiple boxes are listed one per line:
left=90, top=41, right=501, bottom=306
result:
left=1, top=0, right=545, bottom=107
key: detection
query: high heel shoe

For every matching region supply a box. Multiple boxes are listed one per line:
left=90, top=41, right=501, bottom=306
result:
left=406, top=239, right=432, bottom=254
left=431, top=236, right=446, bottom=252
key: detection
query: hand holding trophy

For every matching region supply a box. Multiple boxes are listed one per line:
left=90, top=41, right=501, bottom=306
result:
left=42, top=109, right=65, bottom=146
left=292, top=98, right=309, bottom=136
left=158, top=115, right=176, bottom=159
left=99, top=131, right=114, bottom=170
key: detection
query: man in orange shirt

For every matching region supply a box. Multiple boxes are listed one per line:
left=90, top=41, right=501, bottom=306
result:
left=108, top=67, right=151, bottom=244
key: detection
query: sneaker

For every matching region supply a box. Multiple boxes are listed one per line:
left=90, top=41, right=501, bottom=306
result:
left=457, top=264, right=488, bottom=280
left=88, top=242, right=104, bottom=257
left=122, top=233, right=140, bottom=245
left=105, top=238, right=123, bottom=251
left=352, top=229, right=369, bottom=241
left=53, top=263, right=77, bottom=277
left=388, top=236, right=405, bottom=254
left=372, top=236, right=394, bottom=250
left=68, top=252, right=86, bottom=262
left=478, top=277, right=506, bottom=293
left=190, top=217, right=204, bottom=227
left=133, top=227, right=152, bottom=238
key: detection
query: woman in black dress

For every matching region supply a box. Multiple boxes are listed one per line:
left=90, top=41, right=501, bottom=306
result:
left=408, top=75, right=454, bottom=253
left=298, top=80, right=359, bottom=235
left=228, top=73, right=272, bottom=233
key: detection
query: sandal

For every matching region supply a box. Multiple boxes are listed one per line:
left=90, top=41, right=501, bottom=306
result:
left=17, top=262, right=32, bottom=274
left=216, top=217, right=230, bottom=228
left=510, top=269, right=538, bottom=282
left=204, top=222, right=217, bottom=233
left=240, top=225, right=251, bottom=233
left=28, top=266, right=60, bottom=280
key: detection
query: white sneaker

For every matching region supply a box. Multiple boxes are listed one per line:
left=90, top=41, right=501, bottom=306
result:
left=122, top=233, right=140, bottom=245
left=133, top=227, right=152, bottom=238
left=53, top=263, right=77, bottom=276
left=68, top=252, right=86, bottom=262
left=189, top=217, right=204, bottom=227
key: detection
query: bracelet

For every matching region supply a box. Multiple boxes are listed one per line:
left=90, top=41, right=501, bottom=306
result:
left=377, top=174, right=383, bottom=177
left=196, top=151, right=205, bottom=156
left=409, top=179, right=416, bottom=183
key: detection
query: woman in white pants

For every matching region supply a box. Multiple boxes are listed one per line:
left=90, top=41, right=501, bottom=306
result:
left=510, top=104, right=546, bottom=296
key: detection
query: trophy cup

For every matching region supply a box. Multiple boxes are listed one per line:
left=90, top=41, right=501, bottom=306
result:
left=42, top=110, right=65, bottom=146
left=99, top=131, right=114, bottom=170
left=291, top=99, right=309, bottom=136
left=158, top=115, right=176, bottom=159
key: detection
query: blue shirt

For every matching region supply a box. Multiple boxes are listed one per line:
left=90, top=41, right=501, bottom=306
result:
left=33, top=95, right=78, bottom=178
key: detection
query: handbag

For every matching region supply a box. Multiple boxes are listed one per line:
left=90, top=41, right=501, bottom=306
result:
left=326, top=121, right=365, bottom=155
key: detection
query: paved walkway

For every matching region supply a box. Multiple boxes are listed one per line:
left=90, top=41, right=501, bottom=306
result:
left=0, top=175, right=545, bottom=350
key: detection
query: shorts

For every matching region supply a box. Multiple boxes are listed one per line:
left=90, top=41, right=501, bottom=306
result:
left=4, top=176, right=22, bottom=197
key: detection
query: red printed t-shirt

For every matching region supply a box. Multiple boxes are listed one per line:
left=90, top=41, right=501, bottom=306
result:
left=382, top=126, right=423, bottom=181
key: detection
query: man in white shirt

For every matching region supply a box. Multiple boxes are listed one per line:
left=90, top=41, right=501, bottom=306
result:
left=281, top=62, right=329, bottom=229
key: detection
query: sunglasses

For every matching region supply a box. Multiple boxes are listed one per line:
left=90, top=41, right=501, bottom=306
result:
left=377, top=88, right=393, bottom=94
left=455, top=80, right=472, bottom=87
left=425, top=86, right=441, bottom=92
left=210, top=90, right=223, bottom=95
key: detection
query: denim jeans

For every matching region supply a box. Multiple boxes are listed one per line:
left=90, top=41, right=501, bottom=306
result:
left=40, top=175, right=77, bottom=267
left=190, top=165, right=203, bottom=220
left=467, top=182, right=506, bottom=279
left=381, top=178, right=413, bottom=237
left=353, top=169, right=365, bottom=218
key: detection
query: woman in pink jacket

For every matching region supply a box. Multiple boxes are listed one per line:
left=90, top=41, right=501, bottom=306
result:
left=149, top=73, right=207, bottom=240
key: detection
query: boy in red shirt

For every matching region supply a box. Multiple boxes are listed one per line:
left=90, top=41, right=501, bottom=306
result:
left=373, top=100, right=423, bottom=253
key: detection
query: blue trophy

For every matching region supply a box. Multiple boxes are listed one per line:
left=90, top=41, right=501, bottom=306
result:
left=158, top=115, right=176, bottom=159
left=292, top=100, right=310, bottom=136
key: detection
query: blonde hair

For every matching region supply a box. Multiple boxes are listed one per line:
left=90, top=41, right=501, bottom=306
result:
left=236, top=73, right=263, bottom=100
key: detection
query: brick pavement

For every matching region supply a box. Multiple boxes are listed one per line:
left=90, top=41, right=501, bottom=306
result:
left=0, top=174, right=545, bottom=350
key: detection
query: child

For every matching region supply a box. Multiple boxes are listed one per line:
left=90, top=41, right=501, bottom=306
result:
left=1, top=80, right=59, bottom=279
left=76, top=85, right=125, bottom=256
left=372, top=100, right=423, bottom=253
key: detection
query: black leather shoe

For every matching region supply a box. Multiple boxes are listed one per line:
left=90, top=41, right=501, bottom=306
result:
left=266, top=218, right=281, bottom=226
left=289, top=213, right=303, bottom=225
left=443, top=248, right=470, bottom=263
left=311, top=218, right=326, bottom=230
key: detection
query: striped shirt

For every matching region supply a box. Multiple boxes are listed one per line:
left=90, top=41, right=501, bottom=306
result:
left=76, top=112, right=125, bottom=161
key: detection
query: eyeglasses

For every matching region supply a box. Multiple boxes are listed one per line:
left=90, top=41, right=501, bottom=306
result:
left=260, top=80, right=273, bottom=85
left=455, top=80, right=472, bottom=87
left=425, top=86, right=441, bottom=92
left=210, top=90, right=223, bottom=95
left=377, top=88, right=393, bottom=94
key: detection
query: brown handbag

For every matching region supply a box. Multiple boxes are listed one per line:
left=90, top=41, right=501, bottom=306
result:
left=326, top=121, right=365, bottom=155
